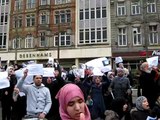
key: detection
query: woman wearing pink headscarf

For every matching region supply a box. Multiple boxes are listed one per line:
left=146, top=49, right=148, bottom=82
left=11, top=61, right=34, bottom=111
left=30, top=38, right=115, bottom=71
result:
left=55, top=83, right=91, bottom=120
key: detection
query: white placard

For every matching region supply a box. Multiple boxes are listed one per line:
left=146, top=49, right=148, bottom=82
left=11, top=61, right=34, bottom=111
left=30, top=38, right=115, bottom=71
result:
left=101, top=65, right=112, bottom=73
left=92, top=67, right=103, bottom=76
left=43, top=68, right=55, bottom=77
left=115, top=57, right=123, bottom=64
left=85, top=57, right=109, bottom=69
left=48, top=57, right=54, bottom=65
left=27, top=64, right=44, bottom=75
left=146, top=56, right=158, bottom=68
left=0, top=72, right=10, bottom=89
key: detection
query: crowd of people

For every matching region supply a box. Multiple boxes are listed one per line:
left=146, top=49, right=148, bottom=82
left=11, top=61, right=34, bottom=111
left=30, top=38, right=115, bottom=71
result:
left=0, top=60, right=160, bottom=120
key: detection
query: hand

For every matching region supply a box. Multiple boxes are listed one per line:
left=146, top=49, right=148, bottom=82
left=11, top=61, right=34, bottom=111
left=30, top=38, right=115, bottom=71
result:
left=23, top=69, right=28, bottom=78
left=14, top=88, right=20, bottom=94
left=80, top=113, right=85, bottom=120
left=39, top=112, right=46, bottom=119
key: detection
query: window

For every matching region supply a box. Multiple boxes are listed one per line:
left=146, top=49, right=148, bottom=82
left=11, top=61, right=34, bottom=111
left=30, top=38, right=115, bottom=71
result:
left=15, top=0, right=23, bottom=10
left=26, top=14, right=35, bottom=27
left=131, top=2, right=140, bottom=15
left=102, top=27, right=107, bottom=42
left=117, top=2, right=126, bottom=16
left=80, top=9, right=83, bottom=20
left=79, top=29, right=84, bottom=43
left=85, top=29, right=89, bottom=43
left=40, top=12, right=49, bottom=24
left=96, top=7, right=101, bottom=18
left=97, top=28, right=101, bottom=42
left=13, top=16, right=22, bottom=28
left=26, top=0, right=36, bottom=9
left=0, top=33, right=6, bottom=48
left=54, top=10, right=71, bottom=24
left=132, top=27, right=141, bottom=45
left=55, top=0, right=71, bottom=4
left=118, top=28, right=127, bottom=46
left=40, top=0, right=49, bottom=5
left=54, top=32, right=71, bottom=46
left=149, top=25, right=158, bottom=45
left=147, top=0, right=156, bottom=13
left=91, top=8, right=95, bottom=19
left=0, top=13, right=8, bottom=25
left=39, top=32, right=46, bottom=47
left=0, top=0, right=9, bottom=5
left=91, top=28, right=95, bottom=43
left=13, top=38, right=21, bottom=49
left=25, top=34, right=33, bottom=48
left=102, top=7, right=106, bottom=17
left=85, top=9, right=89, bottom=19
left=79, top=27, right=108, bottom=44
left=60, top=11, right=65, bottom=23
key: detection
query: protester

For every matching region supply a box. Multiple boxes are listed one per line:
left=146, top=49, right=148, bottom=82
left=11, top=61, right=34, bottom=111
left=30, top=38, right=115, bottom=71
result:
left=16, top=69, right=52, bottom=119
left=55, top=83, right=91, bottom=120
left=1, top=66, right=17, bottom=120
left=139, top=62, right=157, bottom=108
left=108, top=97, right=131, bottom=120
left=109, top=68, right=132, bottom=100
left=130, top=96, right=156, bottom=120
left=43, top=69, right=66, bottom=120
left=83, top=75, right=106, bottom=119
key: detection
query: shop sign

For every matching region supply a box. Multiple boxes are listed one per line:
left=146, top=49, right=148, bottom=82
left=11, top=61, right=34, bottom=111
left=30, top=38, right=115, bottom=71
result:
left=19, top=52, right=52, bottom=59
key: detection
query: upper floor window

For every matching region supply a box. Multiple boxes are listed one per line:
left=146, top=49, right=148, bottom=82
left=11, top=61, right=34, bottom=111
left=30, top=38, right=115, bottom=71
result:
left=54, top=32, right=71, bottom=46
left=40, top=12, right=49, bottom=24
left=54, top=10, right=71, bottom=24
left=39, top=32, right=47, bottom=47
left=25, top=34, right=33, bottom=48
left=117, top=2, right=126, bottom=16
left=147, top=0, right=156, bottom=13
left=0, top=33, right=6, bottom=48
left=79, top=27, right=107, bottom=44
left=26, top=0, right=36, bottom=9
left=80, top=9, right=83, bottom=20
left=40, top=0, right=50, bottom=5
left=118, top=27, right=127, bottom=46
left=132, top=27, right=142, bottom=45
left=13, top=16, right=22, bottom=28
left=15, top=0, right=23, bottom=11
left=0, top=0, right=9, bottom=5
left=149, top=25, right=158, bottom=45
left=131, top=2, right=140, bottom=15
left=55, top=0, right=71, bottom=5
left=13, top=38, right=21, bottom=49
left=0, top=13, right=8, bottom=25
left=26, top=14, right=35, bottom=27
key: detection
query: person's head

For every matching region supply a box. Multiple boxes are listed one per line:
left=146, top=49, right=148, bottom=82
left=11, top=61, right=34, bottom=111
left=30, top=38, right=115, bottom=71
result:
left=118, top=63, right=124, bottom=69
left=55, top=83, right=91, bottom=120
left=33, top=75, right=43, bottom=86
left=111, top=98, right=128, bottom=119
left=6, top=66, right=14, bottom=75
left=117, top=68, right=124, bottom=77
left=93, top=76, right=102, bottom=84
left=140, top=62, right=151, bottom=73
left=136, top=96, right=150, bottom=111
left=107, top=72, right=114, bottom=80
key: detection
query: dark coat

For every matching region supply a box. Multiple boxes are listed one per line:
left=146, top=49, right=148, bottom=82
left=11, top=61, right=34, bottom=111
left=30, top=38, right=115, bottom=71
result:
left=43, top=76, right=66, bottom=120
left=139, top=70, right=157, bottom=108
left=131, top=109, right=151, bottom=120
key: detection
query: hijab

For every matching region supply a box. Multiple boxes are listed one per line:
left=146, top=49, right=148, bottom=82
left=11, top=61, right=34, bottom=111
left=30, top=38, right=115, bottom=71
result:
left=136, top=96, right=147, bottom=111
left=55, top=83, right=91, bottom=120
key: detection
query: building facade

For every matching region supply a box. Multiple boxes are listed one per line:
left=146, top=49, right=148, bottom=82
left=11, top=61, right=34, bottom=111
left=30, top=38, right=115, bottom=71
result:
left=0, top=0, right=10, bottom=64
left=0, top=0, right=111, bottom=68
left=111, top=0, right=160, bottom=67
